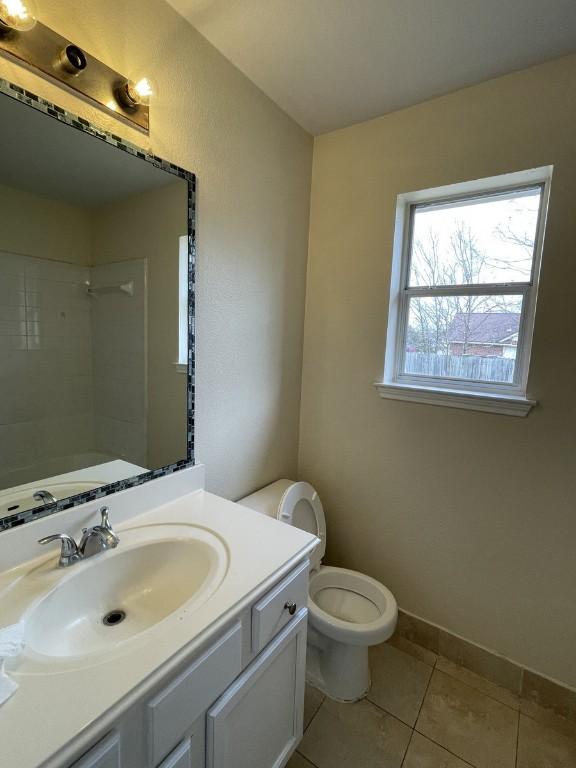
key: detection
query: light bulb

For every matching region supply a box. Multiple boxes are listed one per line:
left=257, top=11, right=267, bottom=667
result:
left=0, top=0, right=38, bottom=32
left=117, top=75, right=158, bottom=109
left=131, top=76, right=156, bottom=106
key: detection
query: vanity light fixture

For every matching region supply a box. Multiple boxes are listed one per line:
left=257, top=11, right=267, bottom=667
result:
left=54, top=43, right=87, bottom=76
left=0, top=0, right=38, bottom=32
left=115, top=76, right=158, bottom=110
left=0, top=1, right=153, bottom=130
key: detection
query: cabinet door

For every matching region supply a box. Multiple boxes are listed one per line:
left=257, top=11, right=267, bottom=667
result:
left=206, top=610, right=307, bottom=768
left=70, top=732, right=120, bottom=768
left=157, top=739, right=193, bottom=768
left=147, top=622, right=242, bottom=766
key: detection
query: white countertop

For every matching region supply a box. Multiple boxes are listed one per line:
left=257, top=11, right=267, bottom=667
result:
left=0, top=469, right=317, bottom=768
left=0, top=460, right=148, bottom=521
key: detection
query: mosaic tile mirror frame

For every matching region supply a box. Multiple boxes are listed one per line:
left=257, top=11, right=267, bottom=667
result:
left=0, top=78, right=196, bottom=532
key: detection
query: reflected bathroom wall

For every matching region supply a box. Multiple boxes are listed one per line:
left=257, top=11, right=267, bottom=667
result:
left=0, top=177, right=187, bottom=501
left=91, top=182, right=188, bottom=470
left=90, top=259, right=147, bottom=467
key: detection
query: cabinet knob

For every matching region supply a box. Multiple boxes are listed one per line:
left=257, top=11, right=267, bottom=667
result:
left=284, top=601, right=297, bottom=616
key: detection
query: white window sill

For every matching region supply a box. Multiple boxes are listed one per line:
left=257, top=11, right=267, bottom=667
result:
left=374, top=382, right=536, bottom=417
left=173, top=362, right=187, bottom=374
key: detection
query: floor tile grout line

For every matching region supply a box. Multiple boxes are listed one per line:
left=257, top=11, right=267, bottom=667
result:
left=392, top=637, right=439, bottom=670
left=364, top=641, right=439, bottom=728
left=413, top=658, right=435, bottom=727
left=519, top=702, right=576, bottom=735
left=392, top=639, right=524, bottom=716
left=412, top=659, right=480, bottom=768
left=296, top=689, right=325, bottom=767
left=432, top=658, right=521, bottom=714
left=412, top=727, right=480, bottom=768
left=294, top=748, right=320, bottom=768
left=514, top=707, right=520, bottom=768
left=300, top=690, right=416, bottom=768
left=299, top=661, right=576, bottom=768
left=364, top=692, right=421, bottom=731
left=399, top=727, right=417, bottom=768
left=303, top=687, right=477, bottom=768
left=302, top=692, right=326, bottom=735
left=371, top=669, right=480, bottom=768
left=415, top=665, right=519, bottom=767
left=307, top=690, right=417, bottom=767
left=304, top=645, right=557, bottom=768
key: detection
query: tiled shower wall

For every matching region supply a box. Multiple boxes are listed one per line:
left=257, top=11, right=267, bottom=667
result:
left=0, top=250, right=93, bottom=489
left=0, top=250, right=146, bottom=490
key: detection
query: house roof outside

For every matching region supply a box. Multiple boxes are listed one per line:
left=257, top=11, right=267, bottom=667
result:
left=447, top=313, right=520, bottom=344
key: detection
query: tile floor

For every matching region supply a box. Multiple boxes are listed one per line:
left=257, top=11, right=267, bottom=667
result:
left=287, top=636, right=576, bottom=768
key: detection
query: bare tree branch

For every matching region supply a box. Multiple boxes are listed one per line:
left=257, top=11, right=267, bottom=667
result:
left=407, top=222, right=521, bottom=359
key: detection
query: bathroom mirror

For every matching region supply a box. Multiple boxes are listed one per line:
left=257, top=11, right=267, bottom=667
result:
left=0, top=80, right=195, bottom=531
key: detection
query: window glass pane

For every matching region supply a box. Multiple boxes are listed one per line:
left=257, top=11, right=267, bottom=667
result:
left=178, top=235, right=188, bottom=365
left=403, top=295, right=523, bottom=384
left=408, top=189, right=541, bottom=287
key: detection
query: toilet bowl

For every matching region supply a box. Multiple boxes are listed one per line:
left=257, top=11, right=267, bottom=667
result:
left=238, top=479, right=397, bottom=702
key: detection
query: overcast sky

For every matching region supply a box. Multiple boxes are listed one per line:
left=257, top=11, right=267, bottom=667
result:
left=410, top=189, right=541, bottom=287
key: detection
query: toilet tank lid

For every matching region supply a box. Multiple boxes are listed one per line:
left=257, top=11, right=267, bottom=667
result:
left=278, top=481, right=326, bottom=570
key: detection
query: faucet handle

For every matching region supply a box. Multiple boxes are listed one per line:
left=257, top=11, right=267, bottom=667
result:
left=38, top=534, right=82, bottom=567
left=100, top=506, right=119, bottom=543
left=100, top=506, right=112, bottom=530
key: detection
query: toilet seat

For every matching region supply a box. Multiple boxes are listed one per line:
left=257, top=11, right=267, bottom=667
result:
left=239, top=479, right=326, bottom=572
left=277, top=481, right=326, bottom=572
left=308, top=566, right=397, bottom=646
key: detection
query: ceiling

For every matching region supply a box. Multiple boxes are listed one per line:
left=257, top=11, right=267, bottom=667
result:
left=0, top=94, right=181, bottom=207
left=166, top=0, right=576, bottom=134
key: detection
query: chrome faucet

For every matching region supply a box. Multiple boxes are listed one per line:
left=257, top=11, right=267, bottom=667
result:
left=37, top=533, right=82, bottom=567
left=33, top=489, right=57, bottom=506
left=38, top=506, right=120, bottom=567
left=79, top=506, right=120, bottom=557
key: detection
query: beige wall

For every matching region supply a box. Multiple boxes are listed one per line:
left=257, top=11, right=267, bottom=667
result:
left=0, top=182, right=91, bottom=264
left=0, top=0, right=313, bottom=499
left=300, top=55, right=576, bottom=689
left=91, top=182, right=188, bottom=468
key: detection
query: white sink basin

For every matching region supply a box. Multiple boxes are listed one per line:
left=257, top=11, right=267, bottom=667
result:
left=22, top=524, right=228, bottom=662
left=0, top=481, right=105, bottom=519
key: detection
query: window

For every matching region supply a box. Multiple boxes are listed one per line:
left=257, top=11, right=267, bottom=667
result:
left=377, top=167, right=552, bottom=416
left=176, top=235, right=188, bottom=373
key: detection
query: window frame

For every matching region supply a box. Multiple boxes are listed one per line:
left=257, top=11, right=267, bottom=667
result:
left=174, top=234, right=188, bottom=374
left=378, top=167, right=553, bottom=416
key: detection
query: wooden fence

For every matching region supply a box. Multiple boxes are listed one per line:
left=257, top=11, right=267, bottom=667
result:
left=404, top=352, right=515, bottom=383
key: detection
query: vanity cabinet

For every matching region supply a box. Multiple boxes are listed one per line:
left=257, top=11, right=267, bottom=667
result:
left=206, top=611, right=307, bottom=768
left=66, top=561, right=309, bottom=768
left=157, top=739, right=195, bottom=768
left=251, top=560, right=309, bottom=653
left=70, top=732, right=121, bottom=768
left=146, top=623, right=243, bottom=766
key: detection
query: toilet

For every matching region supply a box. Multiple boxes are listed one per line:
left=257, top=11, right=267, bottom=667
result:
left=238, top=479, right=397, bottom=702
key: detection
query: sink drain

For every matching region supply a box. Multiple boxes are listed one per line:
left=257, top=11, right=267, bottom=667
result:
left=102, top=609, right=126, bottom=627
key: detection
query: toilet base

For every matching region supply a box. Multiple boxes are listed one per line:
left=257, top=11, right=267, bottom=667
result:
left=306, top=631, right=371, bottom=702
